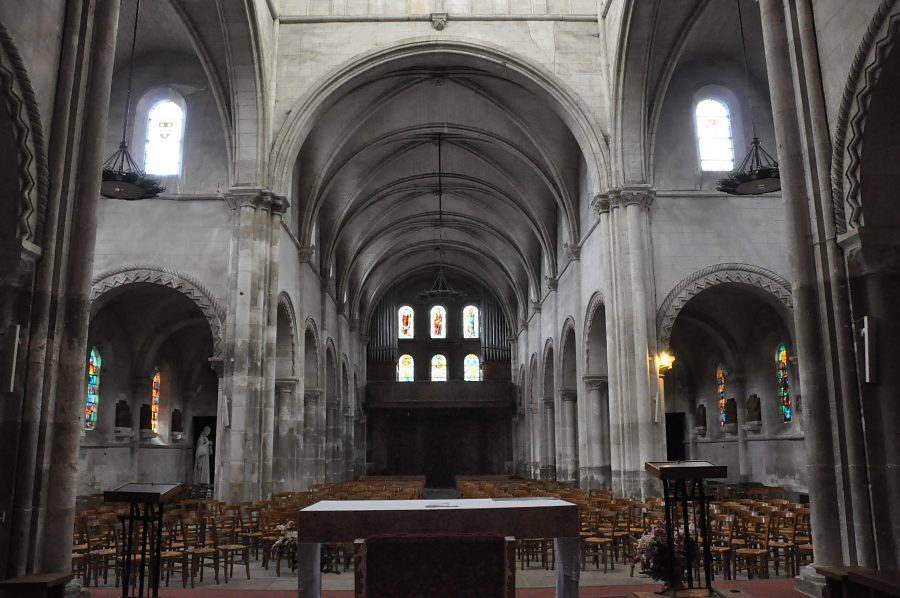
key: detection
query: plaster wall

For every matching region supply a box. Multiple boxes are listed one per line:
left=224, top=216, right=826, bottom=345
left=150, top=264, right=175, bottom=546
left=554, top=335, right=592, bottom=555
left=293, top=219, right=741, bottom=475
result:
left=272, top=21, right=606, bottom=135
left=650, top=195, right=790, bottom=305
left=810, top=0, right=883, bottom=130
left=0, top=4, right=66, bottom=135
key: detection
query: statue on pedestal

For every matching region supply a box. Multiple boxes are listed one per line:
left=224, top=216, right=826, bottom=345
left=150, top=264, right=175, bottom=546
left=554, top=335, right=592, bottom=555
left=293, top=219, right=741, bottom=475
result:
left=194, top=426, right=213, bottom=485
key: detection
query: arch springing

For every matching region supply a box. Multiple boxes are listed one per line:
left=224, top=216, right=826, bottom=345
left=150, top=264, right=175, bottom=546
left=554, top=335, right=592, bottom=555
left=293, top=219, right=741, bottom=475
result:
left=776, top=344, right=792, bottom=422
left=463, top=305, right=479, bottom=339
left=398, top=305, right=414, bottom=339
left=397, top=354, right=414, bottom=382
left=695, top=98, right=735, bottom=171
left=464, top=354, right=481, bottom=382
left=431, top=354, right=448, bottom=382
left=151, top=368, right=161, bottom=432
left=85, top=347, right=101, bottom=431
left=144, top=99, right=185, bottom=175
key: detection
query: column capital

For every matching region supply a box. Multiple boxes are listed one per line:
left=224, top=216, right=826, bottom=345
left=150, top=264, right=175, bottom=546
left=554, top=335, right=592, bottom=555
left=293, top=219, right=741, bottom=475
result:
left=298, top=245, right=316, bottom=263
left=590, top=193, right=610, bottom=214
left=224, top=188, right=288, bottom=213
left=582, top=374, right=608, bottom=390
left=541, top=394, right=555, bottom=406
left=559, top=388, right=577, bottom=402
left=600, top=185, right=655, bottom=210
left=545, top=276, right=558, bottom=291
left=275, top=377, right=299, bottom=393
left=304, top=388, right=322, bottom=402
left=564, top=242, right=580, bottom=261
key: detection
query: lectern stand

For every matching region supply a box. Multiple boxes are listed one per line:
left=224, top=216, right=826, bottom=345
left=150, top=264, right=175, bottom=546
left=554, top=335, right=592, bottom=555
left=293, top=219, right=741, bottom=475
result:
left=645, top=461, right=726, bottom=595
left=104, top=483, right=183, bottom=597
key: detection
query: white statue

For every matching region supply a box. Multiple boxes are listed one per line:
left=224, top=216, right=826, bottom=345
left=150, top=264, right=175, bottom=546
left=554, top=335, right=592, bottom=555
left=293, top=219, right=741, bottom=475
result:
left=194, top=426, right=212, bottom=484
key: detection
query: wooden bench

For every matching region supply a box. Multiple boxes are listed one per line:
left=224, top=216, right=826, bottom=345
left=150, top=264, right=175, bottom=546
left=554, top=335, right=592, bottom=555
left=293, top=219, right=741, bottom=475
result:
left=0, top=573, right=73, bottom=598
left=817, top=566, right=900, bottom=598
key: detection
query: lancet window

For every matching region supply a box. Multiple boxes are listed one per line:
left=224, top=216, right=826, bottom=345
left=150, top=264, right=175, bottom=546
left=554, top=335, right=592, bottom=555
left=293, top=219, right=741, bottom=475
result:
left=85, top=348, right=101, bottom=431
left=464, top=354, right=481, bottom=382
left=430, top=306, right=446, bottom=339
left=695, top=98, right=735, bottom=171
left=144, top=99, right=185, bottom=175
left=463, top=305, right=479, bottom=339
left=151, top=368, right=161, bottom=432
left=777, top=344, right=792, bottom=422
left=397, top=354, right=414, bottom=382
left=398, top=305, right=414, bottom=339
left=716, top=364, right=727, bottom=427
left=431, top=354, right=448, bottom=382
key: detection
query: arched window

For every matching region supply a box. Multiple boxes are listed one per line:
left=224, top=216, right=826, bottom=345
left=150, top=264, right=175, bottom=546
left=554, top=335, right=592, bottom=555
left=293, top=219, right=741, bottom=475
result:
left=716, top=364, right=727, bottom=427
left=695, top=98, right=735, bottom=171
left=84, top=347, right=101, bottom=431
left=398, top=305, right=414, bottom=339
left=776, top=344, right=792, bottom=422
left=151, top=368, right=161, bottom=432
left=431, top=355, right=448, bottom=382
left=397, top=354, right=415, bottom=382
left=430, top=306, right=446, bottom=339
left=464, top=354, right=481, bottom=382
left=144, top=99, right=185, bottom=175
left=463, top=305, right=479, bottom=339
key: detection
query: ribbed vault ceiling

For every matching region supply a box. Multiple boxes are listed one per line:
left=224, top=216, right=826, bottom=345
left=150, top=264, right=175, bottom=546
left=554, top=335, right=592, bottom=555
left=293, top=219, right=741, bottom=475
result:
left=293, top=55, right=592, bottom=330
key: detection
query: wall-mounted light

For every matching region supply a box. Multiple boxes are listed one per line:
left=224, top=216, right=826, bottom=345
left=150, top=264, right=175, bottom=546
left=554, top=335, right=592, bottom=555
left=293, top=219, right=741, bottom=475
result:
left=657, top=351, right=675, bottom=376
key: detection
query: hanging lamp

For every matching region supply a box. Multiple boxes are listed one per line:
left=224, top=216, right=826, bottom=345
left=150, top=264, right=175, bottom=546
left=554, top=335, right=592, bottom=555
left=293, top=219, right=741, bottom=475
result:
left=716, top=0, right=780, bottom=196
left=418, top=133, right=464, bottom=301
left=100, top=0, right=164, bottom=200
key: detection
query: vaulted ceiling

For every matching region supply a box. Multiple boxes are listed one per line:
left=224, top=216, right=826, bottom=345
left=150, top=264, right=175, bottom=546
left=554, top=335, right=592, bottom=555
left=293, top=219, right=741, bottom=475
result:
left=292, top=53, right=595, bottom=330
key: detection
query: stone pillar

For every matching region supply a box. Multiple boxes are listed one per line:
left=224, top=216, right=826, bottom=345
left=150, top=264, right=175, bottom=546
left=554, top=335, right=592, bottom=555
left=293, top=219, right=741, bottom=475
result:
left=38, top=0, right=123, bottom=575
left=559, top=389, right=578, bottom=482
left=529, top=403, right=541, bottom=479
left=302, top=389, right=321, bottom=488
left=758, top=0, right=845, bottom=575
left=220, top=190, right=286, bottom=502
left=274, top=378, right=298, bottom=491
left=343, top=410, right=354, bottom=480
left=540, top=395, right=556, bottom=480
left=583, top=376, right=611, bottom=488
left=730, top=374, right=750, bottom=482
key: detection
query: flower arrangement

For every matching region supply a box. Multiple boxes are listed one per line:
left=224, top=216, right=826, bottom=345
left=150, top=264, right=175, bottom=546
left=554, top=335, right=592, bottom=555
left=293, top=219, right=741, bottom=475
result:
left=273, top=520, right=298, bottom=549
left=630, top=525, right=698, bottom=586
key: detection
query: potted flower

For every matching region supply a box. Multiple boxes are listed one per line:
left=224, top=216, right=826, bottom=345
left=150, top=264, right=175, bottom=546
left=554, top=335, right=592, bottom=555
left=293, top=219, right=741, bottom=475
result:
left=630, top=525, right=698, bottom=590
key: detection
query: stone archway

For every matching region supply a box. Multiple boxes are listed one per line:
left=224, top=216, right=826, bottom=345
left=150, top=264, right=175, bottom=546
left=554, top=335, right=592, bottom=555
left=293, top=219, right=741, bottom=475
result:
left=302, top=319, right=321, bottom=487
left=541, top=340, right=556, bottom=480
left=583, top=292, right=611, bottom=488
left=274, top=294, right=299, bottom=490
left=559, top=318, right=578, bottom=483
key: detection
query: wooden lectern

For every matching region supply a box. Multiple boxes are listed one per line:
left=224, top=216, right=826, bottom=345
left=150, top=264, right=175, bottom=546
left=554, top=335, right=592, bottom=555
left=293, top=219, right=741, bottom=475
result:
left=104, top=483, right=183, bottom=598
left=645, top=461, right=726, bottom=595
left=297, top=498, right=581, bottom=598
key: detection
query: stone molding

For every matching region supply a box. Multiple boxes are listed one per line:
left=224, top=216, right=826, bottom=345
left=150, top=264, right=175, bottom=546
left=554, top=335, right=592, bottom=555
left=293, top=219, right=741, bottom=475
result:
left=583, top=291, right=606, bottom=370
left=601, top=185, right=655, bottom=211
left=90, top=265, right=226, bottom=360
left=431, top=12, right=448, bottom=30
left=224, top=188, right=288, bottom=214
left=832, top=0, right=900, bottom=232
left=656, top=263, right=793, bottom=349
left=590, top=193, right=610, bottom=214
left=559, top=388, right=577, bottom=401
left=0, top=20, right=48, bottom=248
left=582, top=374, right=608, bottom=391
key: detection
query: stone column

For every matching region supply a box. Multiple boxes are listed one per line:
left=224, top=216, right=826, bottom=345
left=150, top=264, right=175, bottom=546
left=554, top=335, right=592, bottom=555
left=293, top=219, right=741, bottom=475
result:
left=583, top=376, right=611, bottom=488
left=529, top=403, right=541, bottom=479
left=302, top=389, right=321, bottom=488
left=559, top=389, right=578, bottom=482
left=274, top=378, right=298, bottom=491
left=39, top=0, right=123, bottom=575
left=541, top=395, right=556, bottom=480
left=730, top=374, right=750, bottom=482
left=758, top=0, right=843, bottom=574
left=343, top=410, right=355, bottom=480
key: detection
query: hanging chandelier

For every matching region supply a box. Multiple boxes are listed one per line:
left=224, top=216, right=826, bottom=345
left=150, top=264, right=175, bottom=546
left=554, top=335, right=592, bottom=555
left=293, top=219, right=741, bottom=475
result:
left=716, top=0, right=780, bottom=196
left=100, top=0, right=164, bottom=200
left=418, top=133, right=464, bottom=301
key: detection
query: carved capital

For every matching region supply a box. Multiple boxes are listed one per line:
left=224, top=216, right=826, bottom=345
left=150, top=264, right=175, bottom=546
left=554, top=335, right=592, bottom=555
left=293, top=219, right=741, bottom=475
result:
left=545, top=276, right=558, bottom=291
left=304, top=388, right=322, bottom=402
left=564, top=242, right=580, bottom=261
left=582, top=375, right=608, bottom=391
left=620, top=185, right=655, bottom=208
left=298, top=245, right=316, bottom=263
left=559, top=388, right=577, bottom=402
left=531, top=300, right=542, bottom=314
left=276, top=377, right=299, bottom=393
left=590, top=193, right=611, bottom=215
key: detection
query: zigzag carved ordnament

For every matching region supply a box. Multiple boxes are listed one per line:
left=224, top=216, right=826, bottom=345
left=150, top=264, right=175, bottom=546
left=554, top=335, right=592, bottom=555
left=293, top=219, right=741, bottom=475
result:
left=832, top=0, right=900, bottom=232
left=0, top=20, right=48, bottom=245
left=583, top=291, right=605, bottom=369
left=656, top=264, right=793, bottom=349
left=90, top=265, right=226, bottom=360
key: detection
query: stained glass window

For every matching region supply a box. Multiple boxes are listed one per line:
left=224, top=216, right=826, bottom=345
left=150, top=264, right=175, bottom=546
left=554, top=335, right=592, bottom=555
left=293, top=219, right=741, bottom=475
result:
left=151, top=368, right=161, bottom=432
left=85, top=347, right=101, bottom=431
left=144, top=100, right=185, bottom=175
left=716, top=364, right=727, bottom=427
left=464, top=354, right=481, bottom=381
left=397, top=354, right=414, bottom=382
left=431, top=354, right=448, bottom=382
left=777, top=344, right=792, bottom=422
left=695, top=99, right=735, bottom=171
left=463, top=305, right=479, bottom=339
left=430, top=306, right=446, bottom=339
left=398, top=306, right=414, bottom=339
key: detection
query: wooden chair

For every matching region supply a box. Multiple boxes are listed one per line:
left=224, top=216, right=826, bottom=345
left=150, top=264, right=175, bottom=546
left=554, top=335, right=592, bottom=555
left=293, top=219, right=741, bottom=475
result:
left=582, top=510, right=614, bottom=573
left=216, top=516, right=251, bottom=581
left=707, top=514, right=734, bottom=580
left=84, top=514, right=118, bottom=587
left=181, top=515, right=219, bottom=587
left=767, top=509, right=797, bottom=577
left=733, top=515, right=770, bottom=579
